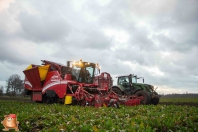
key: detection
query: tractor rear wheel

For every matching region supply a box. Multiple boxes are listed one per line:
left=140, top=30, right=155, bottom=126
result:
left=135, top=90, right=151, bottom=105
left=151, top=97, right=159, bottom=105
left=151, top=92, right=159, bottom=105
left=112, top=88, right=122, bottom=95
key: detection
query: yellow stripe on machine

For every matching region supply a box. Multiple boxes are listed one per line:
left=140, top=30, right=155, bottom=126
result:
left=38, top=65, right=50, bottom=81
left=25, top=64, right=50, bottom=81
left=25, top=64, right=33, bottom=70
left=65, top=95, right=72, bottom=104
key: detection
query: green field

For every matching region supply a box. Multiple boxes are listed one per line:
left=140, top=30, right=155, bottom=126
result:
left=160, top=97, right=198, bottom=103
left=0, top=98, right=198, bottom=132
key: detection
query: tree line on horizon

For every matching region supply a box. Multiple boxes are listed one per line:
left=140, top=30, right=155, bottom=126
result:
left=160, top=93, right=198, bottom=98
left=0, top=74, right=24, bottom=96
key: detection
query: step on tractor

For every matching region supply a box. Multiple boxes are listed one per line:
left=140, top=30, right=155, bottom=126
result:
left=111, top=74, right=160, bottom=105
left=23, top=60, right=141, bottom=108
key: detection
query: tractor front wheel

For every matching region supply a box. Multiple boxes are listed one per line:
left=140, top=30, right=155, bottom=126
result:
left=135, top=90, right=151, bottom=105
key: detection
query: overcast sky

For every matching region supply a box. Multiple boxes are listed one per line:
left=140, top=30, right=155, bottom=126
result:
left=0, top=0, right=198, bottom=94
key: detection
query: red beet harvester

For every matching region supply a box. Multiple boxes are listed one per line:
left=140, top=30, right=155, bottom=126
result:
left=23, top=60, right=140, bottom=108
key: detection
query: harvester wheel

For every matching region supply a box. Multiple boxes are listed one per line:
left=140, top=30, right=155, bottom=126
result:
left=109, top=100, right=119, bottom=108
left=79, top=99, right=87, bottom=106
left=43, top=96, right=51, bottom=104
left=46, top=97, right=51, bottom=104
left=112, top=88, right=122, bottom=95
left=135, top=90, right=151, bottom=105
left=30, top=93, right=33, bottom=102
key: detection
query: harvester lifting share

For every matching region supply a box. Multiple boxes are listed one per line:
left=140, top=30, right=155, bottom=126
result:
left=23, top=60, right=141, bottom=108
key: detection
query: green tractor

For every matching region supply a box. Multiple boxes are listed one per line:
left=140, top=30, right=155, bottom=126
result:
left=111, top=74, right=160, bottom=105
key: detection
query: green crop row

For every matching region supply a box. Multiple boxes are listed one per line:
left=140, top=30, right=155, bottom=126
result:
left=0, top=100, right=198, bottom=132
left=160, top=97, right=198, bottom=103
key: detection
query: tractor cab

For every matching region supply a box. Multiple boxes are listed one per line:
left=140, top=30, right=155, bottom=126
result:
left=116, top=74, right=145, bottom=95
left=69, top=60, right=100, bottom=84
left=118, top=74, right=137, bottom=86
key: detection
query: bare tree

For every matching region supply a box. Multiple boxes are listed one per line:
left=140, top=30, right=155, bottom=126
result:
left=6, top=74, right=24, bottom=96
left=0, top=85, right=3, bottom=96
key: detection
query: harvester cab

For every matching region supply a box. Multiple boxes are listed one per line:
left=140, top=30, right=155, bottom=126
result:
left=68, top=60, right=100, bottom=84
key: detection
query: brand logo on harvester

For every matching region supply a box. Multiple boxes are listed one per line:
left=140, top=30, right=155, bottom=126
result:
left=1, top=114, right=19, bottom=131
left=51, top=75, right=60, bottom=81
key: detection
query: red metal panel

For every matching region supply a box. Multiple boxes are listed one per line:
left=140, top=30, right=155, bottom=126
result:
left=64, top=74, right=72, bottom=80
left=44, top=71, right=60, bottom=84
left=23, top=67, right=42, bottom=90
left=32, top=92, right=42, bottom=101
left=54, top=84, right=66, bottom=98
left=125, top=98, right=140, bottom=106
left=42, top=71, right=67, bottom=98
left=97, top=72, right=111, bottom=89
left=94, top=95, right=104, bottom=107
left=24, top=77, right=32, bottom=90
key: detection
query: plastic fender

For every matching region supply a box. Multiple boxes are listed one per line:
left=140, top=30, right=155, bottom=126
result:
left=42, top=84, right=67, bottom=98
left=53, top=84, right=66, bottom=98
left=133, top=88, right=143, bottom=94
left=111, top=85, right=125, bottom=92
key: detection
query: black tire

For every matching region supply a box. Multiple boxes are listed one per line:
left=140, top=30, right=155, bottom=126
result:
left=109, top=100, right=119, bottom=108
left=30, top=93, right=33, bottom=102
left=78, top=99, right=87, bottom=106
left=112, top=88, right=122, bottom=95
left=151, top=92, right=159, bottom=105
left=151, top=97, right=159, bottom=105
left=46, top=97, right=51, bottom=104
left=135, top=90, right=151, bottom=105
left=43, top=96, right=51, bottom=104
